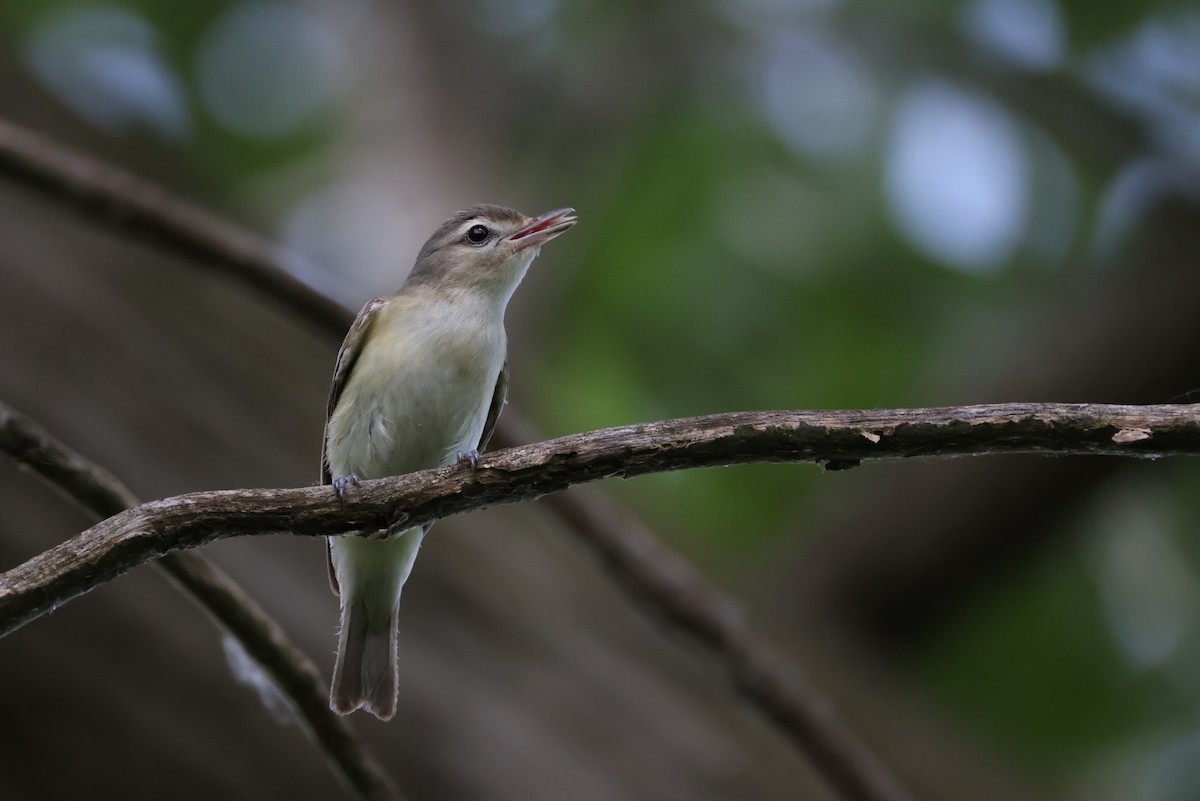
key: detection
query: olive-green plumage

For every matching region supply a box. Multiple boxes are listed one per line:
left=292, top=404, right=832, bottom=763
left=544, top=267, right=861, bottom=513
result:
left=322, top=205, right=575, bottom=719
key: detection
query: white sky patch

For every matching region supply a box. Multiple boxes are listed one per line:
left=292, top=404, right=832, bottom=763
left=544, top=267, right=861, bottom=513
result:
left=1084, top=10, right=1200, bottom=168
left=960, top=0, right=1066, bottom=71
left=1091, top=493, right=1200, bottom=671
left=195, top=2, right=347, bottom=138
left=283, top=179, right=422, bottom=300
left=24, top=6, right=190, bottom=139
left=759, top=31, right=878, bottom=160
left=885, top=79, right=1029, bottom=273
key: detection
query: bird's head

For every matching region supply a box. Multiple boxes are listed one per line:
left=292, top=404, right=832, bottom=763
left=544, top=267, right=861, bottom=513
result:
left=406, top=204, right=576, bottom=300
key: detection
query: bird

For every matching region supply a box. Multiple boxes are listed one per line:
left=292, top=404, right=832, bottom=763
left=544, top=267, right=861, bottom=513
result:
left=321, top=204, right=576, bottom=719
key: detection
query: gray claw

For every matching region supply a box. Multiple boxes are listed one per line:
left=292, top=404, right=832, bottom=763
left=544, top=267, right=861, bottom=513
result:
left=332, top=474, right=360, bottom=501
left=456, top=450, right=480, bottom=472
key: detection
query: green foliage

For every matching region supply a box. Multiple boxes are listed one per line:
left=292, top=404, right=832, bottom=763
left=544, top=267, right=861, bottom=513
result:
left=914, top=542, right=1173, bottom=774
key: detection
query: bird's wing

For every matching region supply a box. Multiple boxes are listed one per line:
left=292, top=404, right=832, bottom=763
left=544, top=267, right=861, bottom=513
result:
left=478, top=358, right=509, bottom=452
left=320, top=296, right=388, bottom=486
left=322, top=296, right=388, bottom=598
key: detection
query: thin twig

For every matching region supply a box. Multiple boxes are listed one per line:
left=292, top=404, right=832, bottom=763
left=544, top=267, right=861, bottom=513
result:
left=0, top=402, right=403, bottom=801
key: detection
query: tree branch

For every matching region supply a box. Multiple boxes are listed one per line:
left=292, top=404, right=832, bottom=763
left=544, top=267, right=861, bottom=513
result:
left=3, top=401, right=1196, bottom=801
left=0, top=118, right=349, bottom=338
left=0, top=402, right=403, bottom=801
left=7, top=402, right=1193, bottom=638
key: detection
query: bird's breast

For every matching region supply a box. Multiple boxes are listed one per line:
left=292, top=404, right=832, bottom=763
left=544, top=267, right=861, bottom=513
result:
left=326, top=300, right=505, bottom=480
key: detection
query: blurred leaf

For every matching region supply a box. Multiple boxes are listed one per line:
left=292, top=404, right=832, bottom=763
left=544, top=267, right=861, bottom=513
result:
left=914, top=540, right=1176, bottom=774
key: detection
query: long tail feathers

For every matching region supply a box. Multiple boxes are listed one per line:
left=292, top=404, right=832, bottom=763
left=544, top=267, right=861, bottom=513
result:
left=327, top=527, right=425, bottom=720
left=331, top=599, right=399, bottom=720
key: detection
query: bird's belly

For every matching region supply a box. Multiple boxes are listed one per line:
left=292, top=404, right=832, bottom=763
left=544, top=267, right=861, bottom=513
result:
left=325, top=335, right=501, bottom=481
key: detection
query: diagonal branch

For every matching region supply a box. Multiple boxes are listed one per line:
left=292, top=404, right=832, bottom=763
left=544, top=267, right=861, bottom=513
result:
left=0, top=402, right=403, bottom=801
left=6, top=402, right=1195, bottom=638
left=0, top=118, right=350, bottom=338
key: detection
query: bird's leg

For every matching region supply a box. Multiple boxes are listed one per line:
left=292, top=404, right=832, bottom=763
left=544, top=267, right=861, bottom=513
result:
left=455, top=449, right=480, bottom=472
left=332, top=473, right=360, bottom=501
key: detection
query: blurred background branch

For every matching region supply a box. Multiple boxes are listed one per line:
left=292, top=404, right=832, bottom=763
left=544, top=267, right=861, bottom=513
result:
left=0, top=401, right=404, bottom=801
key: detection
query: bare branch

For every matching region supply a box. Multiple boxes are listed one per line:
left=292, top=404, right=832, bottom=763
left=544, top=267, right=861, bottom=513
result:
left=2, top=402, right=1196, bottom=796
left=0, top=118, right=349, bottom=338
left=8, top=401, right=1194, bottom=638
left=0, top=402, right=403, bottom=801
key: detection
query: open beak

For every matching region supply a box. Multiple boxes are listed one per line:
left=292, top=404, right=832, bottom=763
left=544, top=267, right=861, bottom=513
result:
left=505, top=207, right=577, bottom=250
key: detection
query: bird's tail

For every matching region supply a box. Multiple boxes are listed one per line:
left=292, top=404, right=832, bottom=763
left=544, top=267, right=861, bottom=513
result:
left=331, top=596, right=399, bottom=719
left=328, top=527, right=425, bottom=720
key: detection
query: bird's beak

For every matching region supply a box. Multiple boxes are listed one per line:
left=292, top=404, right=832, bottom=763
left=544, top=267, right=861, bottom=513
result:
left=505, top=207, right=577, bottom=251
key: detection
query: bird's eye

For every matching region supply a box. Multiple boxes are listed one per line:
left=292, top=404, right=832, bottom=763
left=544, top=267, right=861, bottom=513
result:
left=465, top=224, right=490, bottom=244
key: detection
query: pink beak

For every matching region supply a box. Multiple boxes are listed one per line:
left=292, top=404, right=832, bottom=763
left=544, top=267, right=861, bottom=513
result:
left=505, top=207, right=577, bottom=250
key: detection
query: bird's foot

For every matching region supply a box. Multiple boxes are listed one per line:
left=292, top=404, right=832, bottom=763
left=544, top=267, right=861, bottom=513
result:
left=332, top=474, right=360, bottom=501
left=455, top=449, right=480, bottom=472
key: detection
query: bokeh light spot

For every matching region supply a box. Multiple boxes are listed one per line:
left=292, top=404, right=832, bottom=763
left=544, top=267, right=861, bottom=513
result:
left=24, top=5, right=190, bottom=139
left=885, top=79, right=1029, bottom=272
left=195, top=2, right=347, bottom=138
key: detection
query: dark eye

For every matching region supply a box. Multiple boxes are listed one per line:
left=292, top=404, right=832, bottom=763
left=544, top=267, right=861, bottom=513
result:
left=465, top=224, right=490, bottom=244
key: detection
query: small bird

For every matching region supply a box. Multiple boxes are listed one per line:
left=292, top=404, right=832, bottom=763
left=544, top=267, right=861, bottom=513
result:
left=321, top=204, right=576, bottom=719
